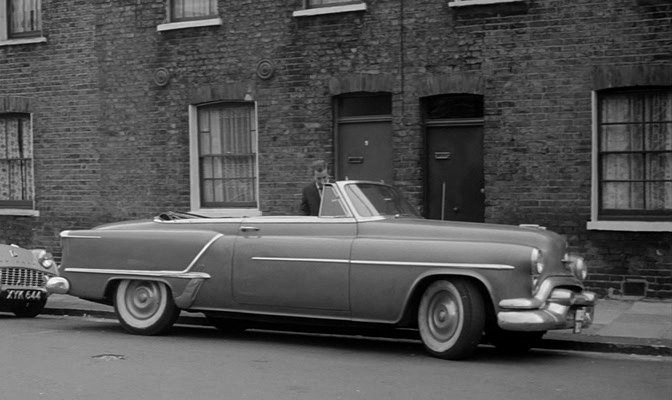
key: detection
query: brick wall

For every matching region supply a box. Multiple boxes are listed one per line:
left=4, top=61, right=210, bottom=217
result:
left=0, top=0, right=670, bottom=296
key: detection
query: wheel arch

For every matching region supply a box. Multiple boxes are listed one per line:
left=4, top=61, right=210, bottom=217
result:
left=103, top=276, right=176, bottom=304
left=398, top=272, right=496, bottom=328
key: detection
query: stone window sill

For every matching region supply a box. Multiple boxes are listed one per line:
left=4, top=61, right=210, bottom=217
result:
left=293, top=3, right=367, bottom=17
left=0, top=36, right=46, bottom=47
left=157, top=18, right=223, bottom=32
left=448, top=0, right=525, bottom=7
left=586, top=220, right=672, bottom=232
left=0, top=209, right=40, bottom=217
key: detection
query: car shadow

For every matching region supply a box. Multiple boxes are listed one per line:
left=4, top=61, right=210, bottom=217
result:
left=41, top=315, right=569, bottom=363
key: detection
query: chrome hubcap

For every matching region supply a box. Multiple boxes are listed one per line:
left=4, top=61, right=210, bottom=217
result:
left=125, top=281, right=161, bottom=320
left=428, top=291, right=460, bottom=341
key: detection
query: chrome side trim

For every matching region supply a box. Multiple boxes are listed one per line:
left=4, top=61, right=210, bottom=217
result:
left=352, top=260, right=515, bottom=270
left=63, top=268, right=211, bottom=280
left=251, top=257, right=349, bottom=264
left=251, top=257, right=513, bottom=270
left=60, top=230, right=101, bottom=239
left=185, top=233, right=224, bottom=270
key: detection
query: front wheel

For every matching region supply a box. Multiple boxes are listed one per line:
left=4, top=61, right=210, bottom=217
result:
left=114, top=280, right=179, bottom=335
left=417, top=279, right=485, bottom=360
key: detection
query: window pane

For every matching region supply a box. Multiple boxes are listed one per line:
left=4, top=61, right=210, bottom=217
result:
left=600, top=124, right=643, bottom=152
left=338, top=94, right=391, bottom=117
left=602, top=182, right=644, bottom=209
left=197, top=104, right=256, bottom=207
left=9, top=0, right=41, bottom=37
left=172, top=0, right=217, bottom=21
left=601, top=92, right=645, bottom=123
left=646, top=182, right=672, bottom=210
left=424, top=94, right=484, bottom=119
left=601, top=154, right=644, bottom=180
left=646, top=123, right=672, bottom=151
left=647, top=153, right=672, bottom=180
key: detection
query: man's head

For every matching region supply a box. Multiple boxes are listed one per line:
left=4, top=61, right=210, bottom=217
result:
left=310, top=160, right=329, bottom=187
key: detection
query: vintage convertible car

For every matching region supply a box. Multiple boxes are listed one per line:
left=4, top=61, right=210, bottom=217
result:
left=47, top=181, right=595, bottom=360
left=1, top=244, right=58, bottom=317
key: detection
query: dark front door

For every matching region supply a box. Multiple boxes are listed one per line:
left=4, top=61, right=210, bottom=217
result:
left=337, top=119, right=393, bottom=183
left=425, top=124, right=484, bottom=222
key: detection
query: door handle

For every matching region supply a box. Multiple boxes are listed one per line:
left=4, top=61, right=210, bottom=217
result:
left=453, top=207, right=460, bottom=213
left=240, top=226, right=260, bottom=232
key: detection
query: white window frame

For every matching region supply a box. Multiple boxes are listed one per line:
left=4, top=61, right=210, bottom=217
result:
left=157, top=0, right=222, bottom=32
left=188, top=103, right=261, bottom=217
left=0, top=0, right=46, bottom=47
left=587, top=91, right=672, bottom=232
left=293, top=1, right=366, bottom=18
left=0, top=112, right=38, bottom=217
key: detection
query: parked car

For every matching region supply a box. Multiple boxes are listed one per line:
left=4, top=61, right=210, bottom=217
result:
left=1, top=244, right=58, bottom=317
left=47, top=181, right=595, bottom=359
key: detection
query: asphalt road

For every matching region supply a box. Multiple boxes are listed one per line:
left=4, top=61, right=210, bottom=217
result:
left=2, top=314, right=671, bottom=400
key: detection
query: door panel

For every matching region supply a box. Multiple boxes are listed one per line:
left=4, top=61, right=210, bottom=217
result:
left=337, top=121, right=393, bottom=184
left=426, top=125, right=484, bottom=222
left=232, top=217, right=355, bottom=314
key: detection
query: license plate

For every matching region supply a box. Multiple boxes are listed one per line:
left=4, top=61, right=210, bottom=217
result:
left=573, top=308, right=586, bottom=333
left=2, top=289, right=43, bottom=301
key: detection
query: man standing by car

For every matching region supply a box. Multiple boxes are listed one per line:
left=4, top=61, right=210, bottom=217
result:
left=300, top=159, right=329, bottom=216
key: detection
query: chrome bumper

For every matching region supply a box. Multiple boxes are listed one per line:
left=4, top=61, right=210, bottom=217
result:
left=497, top=288, right=597, bottom=332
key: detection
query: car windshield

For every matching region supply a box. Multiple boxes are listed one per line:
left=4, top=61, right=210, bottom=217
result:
left=344, top=183, right=419, bottom=218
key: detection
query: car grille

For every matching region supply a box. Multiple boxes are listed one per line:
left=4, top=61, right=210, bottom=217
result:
left=0, top=268, right=46, bottom=288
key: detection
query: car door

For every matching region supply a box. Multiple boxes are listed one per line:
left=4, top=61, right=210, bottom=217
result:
left=232, top=193, right=355, bottom=316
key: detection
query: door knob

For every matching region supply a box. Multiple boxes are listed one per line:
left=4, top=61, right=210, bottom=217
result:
left=453, top=207, right=460, bottom=213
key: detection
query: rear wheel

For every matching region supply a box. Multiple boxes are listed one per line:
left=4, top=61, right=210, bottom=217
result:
left=417, top=279, right=485, bottom=360
left=12, top=298, right=47, bottom=318
left=114, top=280, right=179, bottom=335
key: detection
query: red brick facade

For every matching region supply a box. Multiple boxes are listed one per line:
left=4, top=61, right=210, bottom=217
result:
left=1, top=0, right=670, bottom=297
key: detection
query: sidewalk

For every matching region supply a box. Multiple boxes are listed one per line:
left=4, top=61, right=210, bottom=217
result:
left=42, top=294, right=672, bottom=357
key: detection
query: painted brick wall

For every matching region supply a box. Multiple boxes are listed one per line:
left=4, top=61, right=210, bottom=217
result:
left=0, top=0, right=670, bottom=297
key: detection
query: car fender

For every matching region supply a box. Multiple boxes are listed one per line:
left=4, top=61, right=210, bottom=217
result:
left=60, top=229, right=228, bottom=305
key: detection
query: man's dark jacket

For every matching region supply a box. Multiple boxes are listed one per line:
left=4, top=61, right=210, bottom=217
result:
left=300, top=183, right=321, bottom=216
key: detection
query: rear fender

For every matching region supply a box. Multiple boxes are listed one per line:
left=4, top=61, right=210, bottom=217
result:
left=60, top=229, right=222, bottom=305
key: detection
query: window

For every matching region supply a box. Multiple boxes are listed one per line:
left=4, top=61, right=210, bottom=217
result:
left=0, top=0, right=45, bottom=44
left=190, top=103, right=258, bottom=215
left=0, top=113, right=34, bottom=210
left=157, top=0, right=221, bottom=32
left=170, top=0, right=217, bottom=22
left=590, top=87, right=672, bottom=229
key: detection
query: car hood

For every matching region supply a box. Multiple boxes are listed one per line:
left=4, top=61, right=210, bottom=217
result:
left=359, top=218, right=565, bottom=252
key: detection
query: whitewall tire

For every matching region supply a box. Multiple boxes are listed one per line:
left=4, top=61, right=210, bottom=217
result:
left=418, top=279, right=485, bottom=360
left=114, top=279, right=179, bottom=335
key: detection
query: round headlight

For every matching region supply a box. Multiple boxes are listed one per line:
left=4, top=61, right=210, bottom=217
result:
left=530, top=248, right=544, bottom=274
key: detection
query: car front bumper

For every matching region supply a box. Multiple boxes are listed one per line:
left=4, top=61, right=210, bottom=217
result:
left=497, top=280, right=597, bottom=333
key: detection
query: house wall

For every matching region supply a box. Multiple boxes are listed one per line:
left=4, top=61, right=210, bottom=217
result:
left=0, top=0, right=670, bottom=297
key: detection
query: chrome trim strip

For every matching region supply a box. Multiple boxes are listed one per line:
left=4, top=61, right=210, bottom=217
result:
left=251, top=257, right=513, bottom=270
left=60, top=230, right=101, bottom=239
left=252, top=257, right=349, bottom=264
left=352, top=260, right=515, bottom=270
left=63, top=268, right=211, bottom=280
left=185, top=234, right=224, bottom=270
